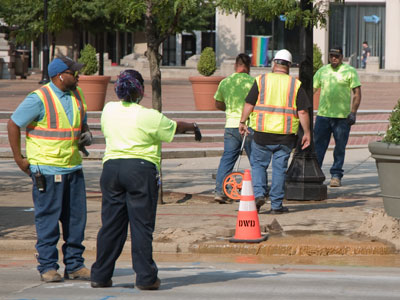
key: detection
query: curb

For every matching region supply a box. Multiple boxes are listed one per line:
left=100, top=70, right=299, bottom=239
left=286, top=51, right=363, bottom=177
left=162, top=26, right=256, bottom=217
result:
left=0, top=237, right=395, bottom=257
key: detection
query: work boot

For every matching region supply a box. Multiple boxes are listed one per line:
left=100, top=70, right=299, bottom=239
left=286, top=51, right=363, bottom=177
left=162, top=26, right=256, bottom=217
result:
left=255, top=197, right=266, bottom=212
left=40, top=269, right=63, bottom=283
left=214, top=194, right=228, bottom=204
left=269, top=206, right=289, bottom=215
left=64, top=267, right=91, bottom=280
left=330, top=177, right=341, bottom=187
left=91, top=279, right=113, bottom=288
left=137, top=277, right=161, bottom=290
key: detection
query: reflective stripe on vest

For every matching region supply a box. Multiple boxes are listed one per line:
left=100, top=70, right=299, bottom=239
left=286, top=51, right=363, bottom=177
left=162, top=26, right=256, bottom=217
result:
left=26, top=127, right=80, bottom=139
left=26, top=85, right=84, bottom=140
left=254, top=74, right=299, bottom=134
left=26, top=84, right=86, bottom=167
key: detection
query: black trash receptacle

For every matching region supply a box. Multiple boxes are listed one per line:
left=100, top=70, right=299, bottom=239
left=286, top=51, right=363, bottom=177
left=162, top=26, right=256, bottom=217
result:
left=15, top=50, right=29, bottom=79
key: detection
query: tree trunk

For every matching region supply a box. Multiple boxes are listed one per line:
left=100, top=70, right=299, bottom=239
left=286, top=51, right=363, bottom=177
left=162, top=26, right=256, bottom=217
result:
left=147, top=45, right=162, bottom=112
left=51, top=33, right=56, bottom=60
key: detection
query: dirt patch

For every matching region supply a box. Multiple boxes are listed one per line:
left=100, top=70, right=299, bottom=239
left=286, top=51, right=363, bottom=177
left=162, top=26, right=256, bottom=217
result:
left=355, top=209, right=400, bottom=250
left=86, top=191, right=214, bottom=204
left=154, top=228, right=208, bottom=244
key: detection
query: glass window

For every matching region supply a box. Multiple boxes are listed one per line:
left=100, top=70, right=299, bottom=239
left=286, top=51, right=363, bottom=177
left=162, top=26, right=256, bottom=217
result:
left=245, top=17, right=301, bottom=66
left=329, top=3, right=385, bottom=68
left=162, top=35, right=176, bottom=66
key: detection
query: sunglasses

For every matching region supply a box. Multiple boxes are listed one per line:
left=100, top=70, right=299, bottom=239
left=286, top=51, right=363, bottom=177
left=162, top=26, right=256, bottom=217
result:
left=329, top=54, right=341, bottom=59
left=63, top=70, right=79, bottom=77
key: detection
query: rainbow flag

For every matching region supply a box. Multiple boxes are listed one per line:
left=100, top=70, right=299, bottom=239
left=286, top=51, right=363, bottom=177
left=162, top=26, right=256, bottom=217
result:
left=251, top=36, right=269, bottom=67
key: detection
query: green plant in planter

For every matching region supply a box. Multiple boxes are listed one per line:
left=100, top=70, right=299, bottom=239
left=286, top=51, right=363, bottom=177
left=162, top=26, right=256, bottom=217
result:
left=313, top=43, right=323, bottom=75
left=78, top=44, right=98, bottom=75
left=383, top=99, right=400, bottom=144
left=197, top=47, right=216, bottom=76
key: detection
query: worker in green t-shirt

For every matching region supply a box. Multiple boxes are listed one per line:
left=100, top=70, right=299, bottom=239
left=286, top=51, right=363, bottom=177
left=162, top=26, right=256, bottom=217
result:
left=313, top=46, right=362, bottom=187
left=91, top=69, right=201, bottom=291
left=214, top=53, right=255, bottom=203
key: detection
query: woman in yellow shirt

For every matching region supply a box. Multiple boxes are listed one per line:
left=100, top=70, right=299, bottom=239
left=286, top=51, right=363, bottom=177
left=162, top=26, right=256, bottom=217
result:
left=91, top=69, right=201, bottom=290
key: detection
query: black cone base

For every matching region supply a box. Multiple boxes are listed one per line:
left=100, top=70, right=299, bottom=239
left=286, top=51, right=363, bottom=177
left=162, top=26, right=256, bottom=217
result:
left=285, top=150, right=327, bottom=201
left=285, top=182, right=327, bottom=201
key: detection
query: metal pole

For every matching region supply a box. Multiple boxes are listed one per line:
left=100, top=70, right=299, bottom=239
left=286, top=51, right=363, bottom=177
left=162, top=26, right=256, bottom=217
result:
left=39, top=0, right=50, bottom=84
left=284, top=0, right=327, bottom=201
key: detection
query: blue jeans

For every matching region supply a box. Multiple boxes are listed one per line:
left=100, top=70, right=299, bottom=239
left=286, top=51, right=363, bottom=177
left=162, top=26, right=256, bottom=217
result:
left=32, top=169, right=87, bottom=274
left=314, top=116, right=351, bottom=179
left=215, top=127, right=253, bottom=196
left=250, top=141, right=292, bottom=210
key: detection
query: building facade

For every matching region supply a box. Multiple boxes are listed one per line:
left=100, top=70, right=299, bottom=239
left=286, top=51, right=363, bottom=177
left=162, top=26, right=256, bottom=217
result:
left=3, top=0, right=400, bottom=78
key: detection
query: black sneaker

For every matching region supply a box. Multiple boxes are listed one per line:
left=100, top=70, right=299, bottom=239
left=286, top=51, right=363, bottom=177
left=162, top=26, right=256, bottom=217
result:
left=137, top=277, right=161, bottom=290
left=91, top=279, right=113, bottom=288
left=255, top=197, right=266, bottom=212
left=269, top=206, right=289, bottom=214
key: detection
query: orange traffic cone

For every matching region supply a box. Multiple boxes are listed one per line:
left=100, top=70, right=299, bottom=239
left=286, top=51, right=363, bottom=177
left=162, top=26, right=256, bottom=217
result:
left=229, top=169, right=268, bottom=243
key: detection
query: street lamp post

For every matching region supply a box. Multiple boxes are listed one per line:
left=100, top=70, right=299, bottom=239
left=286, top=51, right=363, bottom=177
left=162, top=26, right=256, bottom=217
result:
left=284, top=0, right=327, bottom=200
left=39, top=0, right=50, bottom=84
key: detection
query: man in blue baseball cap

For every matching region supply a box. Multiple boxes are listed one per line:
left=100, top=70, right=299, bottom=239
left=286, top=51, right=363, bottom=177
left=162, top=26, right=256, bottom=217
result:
left=7, top=55, right=92, bottom=283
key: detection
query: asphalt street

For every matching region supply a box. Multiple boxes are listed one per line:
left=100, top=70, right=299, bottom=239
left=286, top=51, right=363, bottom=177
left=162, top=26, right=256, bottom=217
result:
left=1, top=257, right=400, bottom=300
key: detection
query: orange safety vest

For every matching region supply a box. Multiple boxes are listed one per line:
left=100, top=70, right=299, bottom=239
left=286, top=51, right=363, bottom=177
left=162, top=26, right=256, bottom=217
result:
left=25, top=84, right=86, bottom=167
left=253, top=73, right=300, bottom=134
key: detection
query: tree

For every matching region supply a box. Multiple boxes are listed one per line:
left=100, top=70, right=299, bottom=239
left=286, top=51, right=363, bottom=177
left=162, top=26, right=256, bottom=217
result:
left=123, top=0, right=332, bottom=112
left=122, top=0, right=215, bottom=112
left=0, top=0, right=136, bottom=65
left=1, top=0, right=334, bottom=111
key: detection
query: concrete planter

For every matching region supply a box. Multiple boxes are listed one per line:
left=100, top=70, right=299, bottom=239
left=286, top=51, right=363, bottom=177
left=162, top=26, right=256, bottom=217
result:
left=189, top=76, right=225, bottom=110
left=368, top=141, right=400, bottom=218
left=78, top=75, right=111, bottom=111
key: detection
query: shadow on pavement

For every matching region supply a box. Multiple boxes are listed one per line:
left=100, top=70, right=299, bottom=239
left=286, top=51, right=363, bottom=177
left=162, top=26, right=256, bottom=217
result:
left=0, top=206, right=35, bottom=237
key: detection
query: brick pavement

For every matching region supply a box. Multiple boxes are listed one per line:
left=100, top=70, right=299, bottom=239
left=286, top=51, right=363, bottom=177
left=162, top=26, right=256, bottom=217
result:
left=1, top=73, right=400, bottom=111
left=1, top=72, right=399, bottom=155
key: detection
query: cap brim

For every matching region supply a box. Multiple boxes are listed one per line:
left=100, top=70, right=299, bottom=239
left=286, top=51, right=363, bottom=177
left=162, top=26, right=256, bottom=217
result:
left=329, top=50, right=342, bottom=55
left=70, top=62, right=84, bottom=73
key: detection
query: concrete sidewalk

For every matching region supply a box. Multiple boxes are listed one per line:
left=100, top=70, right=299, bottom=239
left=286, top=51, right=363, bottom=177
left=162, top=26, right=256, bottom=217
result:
left=1, top=72, right=400, bottom=259
left=1, top=147, right=399, bottom=258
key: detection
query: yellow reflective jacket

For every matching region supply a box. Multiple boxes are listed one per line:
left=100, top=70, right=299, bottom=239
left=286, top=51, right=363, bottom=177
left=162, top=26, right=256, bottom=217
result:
left=26, top=84, right=86, bottom=167
left=253, top=73, right=300, bottom=134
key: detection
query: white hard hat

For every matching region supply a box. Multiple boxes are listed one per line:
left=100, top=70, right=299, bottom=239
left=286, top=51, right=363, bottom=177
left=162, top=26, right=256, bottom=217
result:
left=273, top=49, right=292, bottom=64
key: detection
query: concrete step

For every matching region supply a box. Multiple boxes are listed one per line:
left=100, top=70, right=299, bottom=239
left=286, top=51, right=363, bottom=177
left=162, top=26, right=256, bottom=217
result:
left=0, top=110, right=389, bottom=159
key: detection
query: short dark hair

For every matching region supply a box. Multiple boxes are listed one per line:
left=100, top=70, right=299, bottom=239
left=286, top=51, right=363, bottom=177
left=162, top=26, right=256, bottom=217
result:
left=363, top=41, right=368, bottom=45
left=114, top=69, right=145, bottom=102
left=236, top=53, right=251, bottom=69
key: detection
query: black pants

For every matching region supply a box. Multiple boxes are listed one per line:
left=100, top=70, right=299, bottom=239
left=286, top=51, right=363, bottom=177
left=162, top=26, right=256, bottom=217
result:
left=91, top=158, right=159, bottom=286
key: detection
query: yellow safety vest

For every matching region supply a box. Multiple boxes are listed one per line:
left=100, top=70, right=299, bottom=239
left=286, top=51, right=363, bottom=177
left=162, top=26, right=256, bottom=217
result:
left=25, top=84, right=87, bottom=167
left=253, top=73, right=300, bottom=134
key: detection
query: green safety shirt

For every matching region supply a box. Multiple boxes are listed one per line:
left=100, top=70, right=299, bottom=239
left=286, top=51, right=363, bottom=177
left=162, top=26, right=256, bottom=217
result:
left=313, top=63, right=361, bottom=118
left=214, top=72, right=256, bottom=128
left=101, top=101, right=177, bottom=169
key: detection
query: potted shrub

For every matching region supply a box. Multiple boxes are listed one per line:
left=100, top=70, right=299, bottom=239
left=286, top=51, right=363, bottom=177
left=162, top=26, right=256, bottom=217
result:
left=77, top=44, right=111, bottom=111
left=369, top=99, right=400, bottom=218
left=189, top=47, right=225, bottom=110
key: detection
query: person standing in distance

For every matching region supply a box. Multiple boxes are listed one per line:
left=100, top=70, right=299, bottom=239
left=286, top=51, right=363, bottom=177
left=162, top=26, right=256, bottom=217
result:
left=214, top=53, right=255, bottom=203
left=90, top=69, right=201, bottom=290
left=7, top=56, right=92, bottom=282
left=313, top=46, right=362, bottom=187
left=239, top=49, right=311, bottom=214
left=361, top=41, right=371, bottom=69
